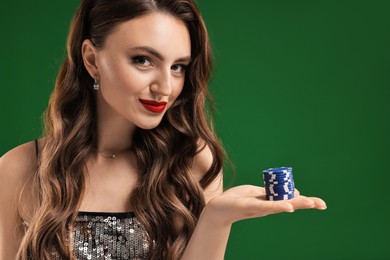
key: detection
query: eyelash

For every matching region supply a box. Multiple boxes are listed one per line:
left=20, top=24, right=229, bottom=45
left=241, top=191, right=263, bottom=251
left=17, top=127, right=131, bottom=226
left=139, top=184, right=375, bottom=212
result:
left=132, top=56, right=151, bottom=66
left=131, top=56, right=188, bottom=74
left=172, top=64, right=187, bottom=73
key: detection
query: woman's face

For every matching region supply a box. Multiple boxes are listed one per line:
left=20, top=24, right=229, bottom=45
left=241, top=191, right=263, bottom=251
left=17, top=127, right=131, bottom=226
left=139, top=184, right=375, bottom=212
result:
left=92, top=12, right=191, bottom=129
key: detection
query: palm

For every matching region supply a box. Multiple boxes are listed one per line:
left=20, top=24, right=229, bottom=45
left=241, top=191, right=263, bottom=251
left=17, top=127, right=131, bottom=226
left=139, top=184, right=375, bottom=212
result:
left=207, top=185, right=326, bottom=225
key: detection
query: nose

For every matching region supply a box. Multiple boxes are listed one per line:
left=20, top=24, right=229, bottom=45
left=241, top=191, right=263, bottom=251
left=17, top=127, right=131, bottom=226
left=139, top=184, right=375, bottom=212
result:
left=150, top=68, right=172, bottom=97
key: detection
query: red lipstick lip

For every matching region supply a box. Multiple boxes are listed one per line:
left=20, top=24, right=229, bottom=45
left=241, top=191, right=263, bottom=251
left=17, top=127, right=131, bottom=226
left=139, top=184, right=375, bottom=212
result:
left=139, top=99, right=167, bottom=113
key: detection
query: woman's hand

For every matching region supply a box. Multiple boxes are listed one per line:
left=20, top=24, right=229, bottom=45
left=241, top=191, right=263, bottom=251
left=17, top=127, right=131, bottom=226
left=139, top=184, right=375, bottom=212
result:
left=205, top=185, right=327, bottom=226
left=182, top=185, right=326, bottom=259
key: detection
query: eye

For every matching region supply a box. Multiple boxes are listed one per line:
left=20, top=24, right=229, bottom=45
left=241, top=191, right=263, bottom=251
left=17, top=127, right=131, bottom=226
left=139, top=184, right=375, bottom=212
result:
left=132, top=56, right=152, bottom=67
left=171, top=64, right=187, bottom=74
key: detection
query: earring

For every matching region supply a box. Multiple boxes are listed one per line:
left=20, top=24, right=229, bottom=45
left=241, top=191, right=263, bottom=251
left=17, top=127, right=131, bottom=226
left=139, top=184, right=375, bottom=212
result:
left=93, top=78, right=100, bottom=91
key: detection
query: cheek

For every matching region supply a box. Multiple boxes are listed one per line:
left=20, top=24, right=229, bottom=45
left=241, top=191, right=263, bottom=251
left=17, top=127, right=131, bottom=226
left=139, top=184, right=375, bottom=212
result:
left=172, top=78, right=185, bottom=98
left=100, top=60, right=149, bottom=93
left=98, top=58, right=123, bottom=90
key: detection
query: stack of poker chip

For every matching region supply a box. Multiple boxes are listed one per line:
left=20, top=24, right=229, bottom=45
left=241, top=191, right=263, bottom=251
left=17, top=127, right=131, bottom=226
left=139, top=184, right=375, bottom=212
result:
left=262, top=167, right=295, bottom=201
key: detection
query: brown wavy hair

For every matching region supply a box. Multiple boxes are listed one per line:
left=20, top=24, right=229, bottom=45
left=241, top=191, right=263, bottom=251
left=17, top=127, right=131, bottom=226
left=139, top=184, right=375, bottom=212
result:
left=17, top=0, right=224, bottom=259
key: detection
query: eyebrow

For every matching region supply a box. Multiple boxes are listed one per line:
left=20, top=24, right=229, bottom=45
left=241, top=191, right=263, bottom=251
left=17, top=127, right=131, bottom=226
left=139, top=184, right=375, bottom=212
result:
left=130, top=46, right=192, bottom=63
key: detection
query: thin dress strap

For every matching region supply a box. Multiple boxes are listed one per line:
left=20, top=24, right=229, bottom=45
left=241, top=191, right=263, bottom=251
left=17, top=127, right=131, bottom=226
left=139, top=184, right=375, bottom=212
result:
left=34, top=139, right=39, bottom=160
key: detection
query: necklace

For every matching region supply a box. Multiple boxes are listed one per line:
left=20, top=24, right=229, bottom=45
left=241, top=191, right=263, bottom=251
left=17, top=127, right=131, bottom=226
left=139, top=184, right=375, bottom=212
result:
left=96, top=151, right=117, bottom=159
left=94, top=147, right=132, bottom=159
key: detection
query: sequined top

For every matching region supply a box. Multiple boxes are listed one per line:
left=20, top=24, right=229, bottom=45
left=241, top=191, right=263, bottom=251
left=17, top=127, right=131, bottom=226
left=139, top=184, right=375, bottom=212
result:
left=52, top=212, right=152, bottom=260
left=32, top=142, right=152, bottom=259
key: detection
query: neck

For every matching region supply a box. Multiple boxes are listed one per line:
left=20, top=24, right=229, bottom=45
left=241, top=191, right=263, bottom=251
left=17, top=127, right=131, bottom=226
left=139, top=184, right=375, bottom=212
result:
left=96, top=93, right=136, bottom=152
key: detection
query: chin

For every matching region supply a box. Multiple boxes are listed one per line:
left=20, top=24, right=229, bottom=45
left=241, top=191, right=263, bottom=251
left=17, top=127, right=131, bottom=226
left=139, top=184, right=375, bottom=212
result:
left=138, top=125, right=159, bottom=130
left=136, top=120, right=163, bottom=130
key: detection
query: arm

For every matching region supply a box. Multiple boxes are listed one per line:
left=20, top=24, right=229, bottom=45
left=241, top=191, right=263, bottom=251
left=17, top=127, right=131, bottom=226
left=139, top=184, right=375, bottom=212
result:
left=183, top=146, right=327, bottom=260
left=0, top=142, right=35, bottom=260
left=182, top=185, right=326, bottom=260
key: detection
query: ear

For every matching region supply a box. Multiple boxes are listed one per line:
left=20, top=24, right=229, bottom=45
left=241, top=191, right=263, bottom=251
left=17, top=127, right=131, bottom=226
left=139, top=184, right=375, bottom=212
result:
left=82, top=39, right=99, bottom=78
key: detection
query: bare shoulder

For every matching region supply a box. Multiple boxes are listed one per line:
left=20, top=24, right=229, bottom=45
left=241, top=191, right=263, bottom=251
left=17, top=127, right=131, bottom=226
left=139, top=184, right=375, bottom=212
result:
left=0, top=140, right=38, bottom=258
left=0, top=140, right=37, bottom=185
left=0, top=140, right=39, bottom=212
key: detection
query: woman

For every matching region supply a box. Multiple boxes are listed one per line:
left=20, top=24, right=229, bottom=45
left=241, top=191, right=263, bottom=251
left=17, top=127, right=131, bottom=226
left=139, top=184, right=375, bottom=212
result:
left=0, top=0, right=327, bottom=259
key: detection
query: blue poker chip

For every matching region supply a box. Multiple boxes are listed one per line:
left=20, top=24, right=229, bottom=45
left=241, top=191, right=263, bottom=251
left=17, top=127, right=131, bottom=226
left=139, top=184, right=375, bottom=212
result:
left=263, top=167, right=292, bottom=174
left=265, top=184, right=294, bottom=189
left=263, top=172, right=293, bottom=178
left=266, top=192, right=294, bottom=198
left=264, top=172, right=292, bottom=176
left=266, top=193, right=294, bottom=201
left=265, top=185, right=294, bottom=193
left=262, top=166, right=295, bottom=201
left=263, top=177, right=293, bottom=182
left=263, top=177, right=294, bottom=183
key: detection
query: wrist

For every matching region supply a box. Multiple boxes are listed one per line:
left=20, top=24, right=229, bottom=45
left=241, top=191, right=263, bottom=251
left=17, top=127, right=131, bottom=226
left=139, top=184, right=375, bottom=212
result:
left=202, top=198, right=234, bottom=228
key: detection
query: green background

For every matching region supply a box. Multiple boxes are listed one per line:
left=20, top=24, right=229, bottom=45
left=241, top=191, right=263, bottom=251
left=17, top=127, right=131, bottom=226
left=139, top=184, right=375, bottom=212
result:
left=1, top=1, right=389, bottom=259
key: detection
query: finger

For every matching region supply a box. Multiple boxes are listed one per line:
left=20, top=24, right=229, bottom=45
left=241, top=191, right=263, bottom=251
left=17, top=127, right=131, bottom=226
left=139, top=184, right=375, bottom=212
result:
left=245, top=185, right=266, bottom=197
left=290, top=195, right=315, bottom=210
left=290, top=195, right=327, bottom=210
left=263, top=200, right=294, bottom=215
left=244, top=199, right=294, bottom=217
left=225, top=185, right=266, bottom=197
left=306, top=197, right=327, bottom=210
left=294, top=188, right=300, bottom=197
